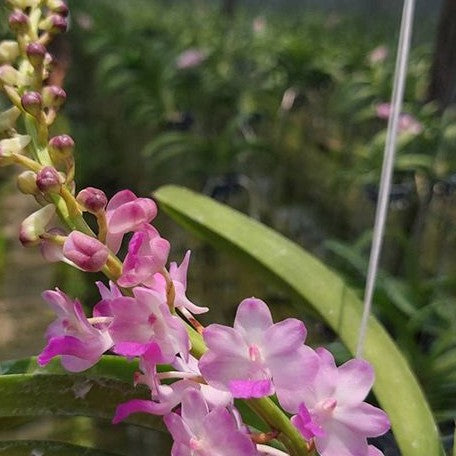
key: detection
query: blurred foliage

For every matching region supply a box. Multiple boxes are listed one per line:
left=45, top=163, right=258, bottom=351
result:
left=0, top=0, right=453, bottom=451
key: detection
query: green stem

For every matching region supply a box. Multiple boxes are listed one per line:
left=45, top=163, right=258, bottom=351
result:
left=188, top=326, right=309, bottom=456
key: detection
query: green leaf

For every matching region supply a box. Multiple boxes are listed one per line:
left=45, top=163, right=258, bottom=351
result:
left=0, top=440, right=120, bottom=456
left=0, top=356, right=138, bottom=382
left=0, top=372, right=161, bottom=430
left=453, top=425, right=456, bottom=456
left=154, top=185, right=444, bottom=456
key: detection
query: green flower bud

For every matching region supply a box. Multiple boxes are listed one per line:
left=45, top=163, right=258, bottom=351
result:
left=26, top=42, right=47, bottom=67
left=21, top=91, right=42, bottom=117
left=0, top=40, right=19, bottom=63
left=36, top=166, right=64, bottom=193
left=39, top=14, right=68, bottom=35
left=42, top=85, right=66, bottom=108
left=0, top=106, right=20, bottom=132
left=48, top=134, right=74, bottom=159
left=6, top=0, right=40, bottom=9
left=19, top=204, right=56, bottom=246
left=8, top=10, right=29, bottom=34
left=77, top=187, right=108, bottom=214
left=47, top=0, right=69, bottom=16
left=17, top=170, right=39, bottom=195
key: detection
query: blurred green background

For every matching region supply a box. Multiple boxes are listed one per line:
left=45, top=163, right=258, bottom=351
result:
left=0, top=0, right=455, bottom=454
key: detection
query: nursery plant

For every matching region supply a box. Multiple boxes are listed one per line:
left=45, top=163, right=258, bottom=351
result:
left=0, top=1, right=451, bottom=455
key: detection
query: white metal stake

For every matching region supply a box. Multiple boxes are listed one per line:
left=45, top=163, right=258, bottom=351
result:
left=356, top=0, right=416, bottom=358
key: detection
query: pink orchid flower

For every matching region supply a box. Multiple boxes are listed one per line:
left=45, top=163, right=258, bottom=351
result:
left=288, top=348, right=390, bottom=456
left=149, top=251, right=209, bottom=315
left=37, top=289, right=113, bottom=372
left=105, top=189, right=157, bottom=254
left=163, top=389, right=259, bottom=456
left=199, top=297, right=318, bottom=402
left=107, top=286, right=189, bottom=362
left=63, top=231, right=109, bottom=272
left=117, top=225, right=170, bottom=288
left=92, top=280, right=122, bottom=318
left=113, top=345, right=231, bottom=424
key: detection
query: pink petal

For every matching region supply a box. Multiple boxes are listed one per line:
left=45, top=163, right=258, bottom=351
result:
left=234, top=298, right=273, bottom=343
left=273, top=346, right=319, bottom=413
left=229, top=379, right=273, bottom=398
left=291, top=403, right=325, bottom=440
left=314, top=348, right=338, bottom=399
left=181, top=388, right=209, bottom=433
left=262, top=318, right=307, bottom=358
left=202, top=325, right=248, bottom=356
left=169, top=250, right=191, bottom=287
left=108, top=200, right=156, bottom=234
left=368, top=445, right=384, bottom=456
left=163, top=412, right=194, bottom=446
left=199, top=351, right=267, bottom=394
left=106, top=189, right=137, bottom=212
left=203, top=407, right=258, bottom=456
left=335, top=403, right=390, bottom=436
left=316, top=421, right=369, bottom=456
left=37, top=335, right=103, bottom=372
left=336, top=359, right=375, bottom=405
left=113, top=399, right=173, bottom=424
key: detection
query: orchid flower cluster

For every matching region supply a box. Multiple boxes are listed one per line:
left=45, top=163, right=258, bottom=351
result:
left=0, top=1, right=390, bottom=455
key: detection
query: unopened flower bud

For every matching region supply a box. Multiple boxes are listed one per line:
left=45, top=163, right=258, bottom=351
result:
left=19, top=204, right=56, bottom=246
left=42, top=85, right=66, bottom=108
left=7, top=0, right=40, bottom=9
left=63, top=231, right=109, bottom=272
left=21, top=91, right=42, bottom=117
left=36, top=166, right=64, bottom=193
left=0, top=134, right=31, bottom=164
left=0, top=64, right=19, bottom=86
left=8, top=10, right=29, bottom=33
left=0, top=106, right=21, bottom=132
left=47, top=0, right=69, bottom=16
left=0, top=40, right=19, bottom=63
left=77, top=187, right=108, bottom=214
left=17, top=170, right=38, bottom=194
left=40, top=14, right=68, bottom=34
left=48, top=134, right=74, bottom=158
left=40, top=227, right=65, bottom=262
left=26, top=42, right=47, bottom=67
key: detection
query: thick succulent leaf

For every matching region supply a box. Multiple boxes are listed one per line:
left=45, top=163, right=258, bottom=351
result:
left=0, top=440, right=120, bottom=456
left=154, top=185, right=444, bottom=456
left=0, top=355, right=139, bottom=382
left=0, top=373, right=161, bottom=430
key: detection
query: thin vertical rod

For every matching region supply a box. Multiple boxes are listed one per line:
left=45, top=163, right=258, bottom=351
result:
left=356, top=0, right=416, bottom=358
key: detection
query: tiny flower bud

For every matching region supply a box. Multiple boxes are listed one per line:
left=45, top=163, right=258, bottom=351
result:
left=17, top=170, right=39, bottom=194
left=36, top=166, right=64, bottom=193
left=0, top=134, right=31, bottom=160
left=0, top=40, right=19, bottom=63
left=26, top=42, right=47, bottom=67
left=7, top=0, right=40, bottom=9
left=47, top=0, right=69, bottom=16
left=63, top=231, right=109, bottom=272
left=0, top=106, right=21, bottom=132
left=0, top=64, right=19, bottom=86
left=40, top=14, right=68, bottom=34
left=19, top=204, right=56, bottom=246
left=21, top=91, right=42, bottom=117
left=77, top=187, right=108, bottom=214
left=40, top=228, right=65, bottom=262
left=48, top=134, right=74, bottom=158
left=42, top=85, right=66, bottom=108
left=8, top=10, right=29, bottom=33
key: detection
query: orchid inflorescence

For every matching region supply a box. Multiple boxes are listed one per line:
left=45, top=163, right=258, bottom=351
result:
left=0, top=1, right=390, bottom=455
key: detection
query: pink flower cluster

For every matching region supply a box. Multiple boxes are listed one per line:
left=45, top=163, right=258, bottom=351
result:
left=375, top=102, right=423, bottom=135
left=36, top=189, right=390, bottom=456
